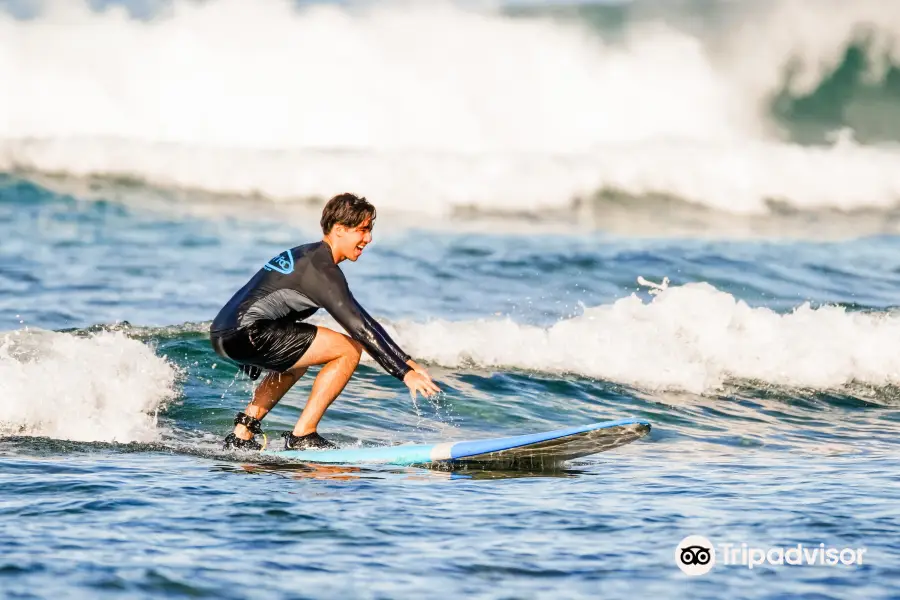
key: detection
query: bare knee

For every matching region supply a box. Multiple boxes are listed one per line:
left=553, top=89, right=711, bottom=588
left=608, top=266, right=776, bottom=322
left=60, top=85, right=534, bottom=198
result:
left=343, top=336, right=363, bottom=365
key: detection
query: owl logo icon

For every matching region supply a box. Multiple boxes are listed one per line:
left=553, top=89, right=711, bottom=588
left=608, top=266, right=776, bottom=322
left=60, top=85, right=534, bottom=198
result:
left=675, top=535, right=716, bottom=576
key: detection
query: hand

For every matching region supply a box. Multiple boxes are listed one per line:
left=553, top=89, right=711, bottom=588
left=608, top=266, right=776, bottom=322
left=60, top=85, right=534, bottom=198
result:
left=403, top=369, right=441, bottom=400
left=406, top=359, right=430, bottom=378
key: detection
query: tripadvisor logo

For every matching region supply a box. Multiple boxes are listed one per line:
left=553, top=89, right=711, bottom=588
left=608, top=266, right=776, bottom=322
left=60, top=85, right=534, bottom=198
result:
left=675, top=535, right=715, bottom=576
left=675, top=535, right=868, bottom=575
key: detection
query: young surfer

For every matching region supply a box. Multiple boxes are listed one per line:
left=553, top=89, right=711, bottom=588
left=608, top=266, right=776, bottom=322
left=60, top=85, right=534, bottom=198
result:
left=209, top=193, right=440, bottom=451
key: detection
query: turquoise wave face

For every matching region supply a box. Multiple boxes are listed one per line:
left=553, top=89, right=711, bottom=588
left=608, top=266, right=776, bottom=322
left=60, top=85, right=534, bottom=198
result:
left=770, top=45, right=900, bottom=144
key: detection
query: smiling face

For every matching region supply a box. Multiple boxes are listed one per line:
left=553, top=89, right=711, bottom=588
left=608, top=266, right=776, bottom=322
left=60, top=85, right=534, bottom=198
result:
left=319, top=193, right=377, bottom=263
left=327, top=217, right=373, bottom=263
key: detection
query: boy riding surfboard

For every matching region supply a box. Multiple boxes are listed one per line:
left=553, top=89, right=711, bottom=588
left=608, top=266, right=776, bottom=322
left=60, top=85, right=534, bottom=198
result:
left=210, top=193, right=440, bottom=451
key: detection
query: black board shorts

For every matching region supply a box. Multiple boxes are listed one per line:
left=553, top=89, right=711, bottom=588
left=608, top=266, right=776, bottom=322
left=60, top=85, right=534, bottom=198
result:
left=210, top=318, right=318, bottom=374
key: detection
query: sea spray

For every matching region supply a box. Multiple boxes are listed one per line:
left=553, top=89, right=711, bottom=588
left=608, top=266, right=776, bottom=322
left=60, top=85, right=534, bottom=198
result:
left=0, top=328, right=178, bottom=442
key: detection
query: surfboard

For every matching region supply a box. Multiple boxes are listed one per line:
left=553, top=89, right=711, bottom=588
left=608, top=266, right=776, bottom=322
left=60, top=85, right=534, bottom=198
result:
left=260, top=418, right=650, bottom=468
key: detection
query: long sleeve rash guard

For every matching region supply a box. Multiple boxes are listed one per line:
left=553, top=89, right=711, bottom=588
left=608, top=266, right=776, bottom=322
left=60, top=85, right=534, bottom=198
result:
left=211, top=241, right=412, bottom=381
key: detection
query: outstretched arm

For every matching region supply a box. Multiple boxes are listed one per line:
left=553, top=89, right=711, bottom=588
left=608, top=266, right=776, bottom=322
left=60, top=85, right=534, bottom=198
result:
left=355, top=299, right=411, bottom=363
left=306, top=264, right=411, bottom=381
left=353, top=300, right=434, bottom=377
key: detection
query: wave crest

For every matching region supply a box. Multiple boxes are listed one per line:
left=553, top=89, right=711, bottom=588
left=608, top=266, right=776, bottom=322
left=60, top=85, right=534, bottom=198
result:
left=0, top=328, right=178, bottom=442
left=386, top=281, right=900, bottom=393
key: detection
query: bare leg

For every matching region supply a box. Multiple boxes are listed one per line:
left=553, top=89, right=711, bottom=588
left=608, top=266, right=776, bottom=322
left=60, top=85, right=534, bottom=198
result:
left=232, top=368, right=307, bottom=440
left=281, top=327, right=362, bottom=436
left=232, top=326, right=361, bottom=440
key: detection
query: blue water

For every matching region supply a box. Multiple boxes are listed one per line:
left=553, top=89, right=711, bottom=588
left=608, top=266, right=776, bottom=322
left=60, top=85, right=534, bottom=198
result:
left=2, top=173, right=899, bottom=599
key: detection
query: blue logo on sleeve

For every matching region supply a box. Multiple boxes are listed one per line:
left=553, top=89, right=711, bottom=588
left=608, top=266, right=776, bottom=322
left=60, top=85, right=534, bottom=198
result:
left=264, top=250, right=295, bottom=274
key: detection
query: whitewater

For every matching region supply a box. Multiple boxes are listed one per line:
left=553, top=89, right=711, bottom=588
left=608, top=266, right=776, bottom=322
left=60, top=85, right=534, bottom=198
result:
left=3, top=0, right=900, bottom=215
left=4, top=278, right=899, bottom=444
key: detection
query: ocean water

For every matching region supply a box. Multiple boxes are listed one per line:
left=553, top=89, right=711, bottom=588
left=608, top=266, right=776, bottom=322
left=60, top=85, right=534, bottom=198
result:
left=3, top=0, right=900, bottom=598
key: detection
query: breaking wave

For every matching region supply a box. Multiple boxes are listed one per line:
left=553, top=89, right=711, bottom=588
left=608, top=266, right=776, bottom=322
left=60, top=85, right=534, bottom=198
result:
left=3, top=0, right=900, bottom=216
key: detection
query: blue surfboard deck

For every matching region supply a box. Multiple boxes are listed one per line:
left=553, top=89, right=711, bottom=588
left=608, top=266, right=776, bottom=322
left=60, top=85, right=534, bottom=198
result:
left=260, top=418, right=650, bottom=468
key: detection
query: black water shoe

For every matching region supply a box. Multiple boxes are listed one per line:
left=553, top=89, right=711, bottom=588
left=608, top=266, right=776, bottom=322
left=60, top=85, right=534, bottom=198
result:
left=283, top=431, right=337, bottom=450
left=223, top=432, right=263, bottom=451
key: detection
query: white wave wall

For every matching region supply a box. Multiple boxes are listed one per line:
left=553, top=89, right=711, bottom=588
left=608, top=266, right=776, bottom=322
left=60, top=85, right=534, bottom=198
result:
left=381, top=282, right=900, bottom=394
left=0, top=329, right=178, bottom=442
left=2, top=0, right=900, bottom=214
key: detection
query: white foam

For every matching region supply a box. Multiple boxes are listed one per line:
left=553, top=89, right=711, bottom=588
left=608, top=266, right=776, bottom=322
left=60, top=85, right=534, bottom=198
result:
left=2, top=0, right=900, bottom=214
left=7, top=135, right=900, bottom=216
left=382, top=282, right=900, bottom=394
left=0, top=1, right=745, bottom=149
left=0, top=329, right=178, bottom=442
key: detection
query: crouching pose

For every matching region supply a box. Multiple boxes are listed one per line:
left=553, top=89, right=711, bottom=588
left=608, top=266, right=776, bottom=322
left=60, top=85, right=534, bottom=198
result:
left=210, top=193, right=440, bottom=450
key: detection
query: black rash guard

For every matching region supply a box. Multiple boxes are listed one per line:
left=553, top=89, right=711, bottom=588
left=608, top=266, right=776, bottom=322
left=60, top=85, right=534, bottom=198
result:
left=211, top=241, right=412, bottom=381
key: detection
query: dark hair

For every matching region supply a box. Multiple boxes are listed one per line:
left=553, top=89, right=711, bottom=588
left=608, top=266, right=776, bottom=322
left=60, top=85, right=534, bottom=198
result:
left=320, top=193, right=376, bottom=234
